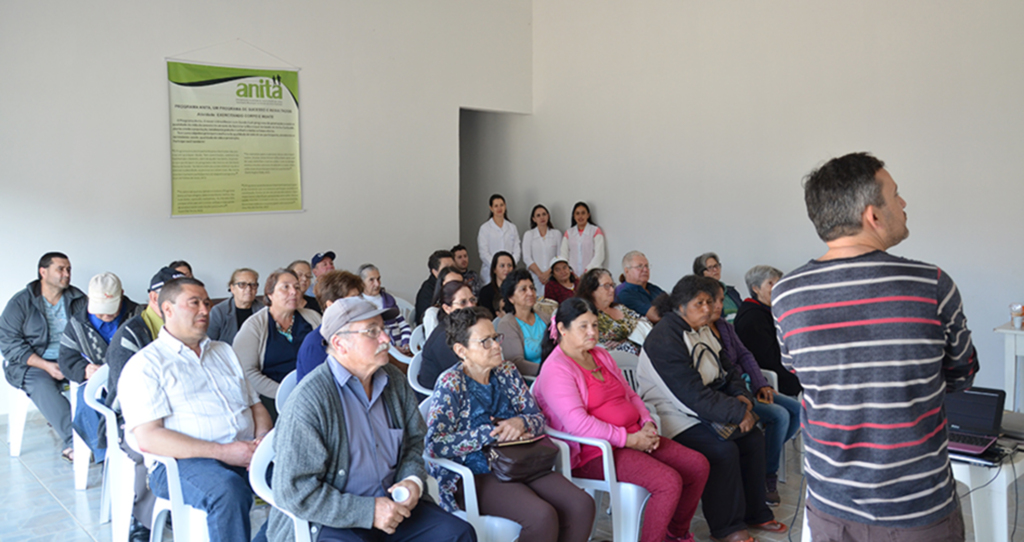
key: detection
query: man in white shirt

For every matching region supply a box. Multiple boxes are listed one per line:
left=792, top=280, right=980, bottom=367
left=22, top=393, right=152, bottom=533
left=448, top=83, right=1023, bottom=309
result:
left=118, top=277, right=273, bottom=542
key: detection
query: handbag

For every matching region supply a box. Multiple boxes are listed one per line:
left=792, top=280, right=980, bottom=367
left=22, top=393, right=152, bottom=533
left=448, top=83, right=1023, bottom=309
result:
left=690, top=341, right=758, bottom=441
left=485, top=434, right=560, bottom=483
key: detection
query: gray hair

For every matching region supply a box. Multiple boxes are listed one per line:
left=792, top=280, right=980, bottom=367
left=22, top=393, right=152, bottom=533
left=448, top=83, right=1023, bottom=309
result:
left=693, top=252, right=719, bottom=275
left=744, top=265, right=784, bottom=297
left=803, top=152, right=886, bottom=242
left=357, top=263, right=379, bottom=279
left=621, top=250, right=645, bottom=270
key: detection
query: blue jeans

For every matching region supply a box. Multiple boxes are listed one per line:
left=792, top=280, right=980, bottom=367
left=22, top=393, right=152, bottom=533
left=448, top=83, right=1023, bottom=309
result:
left=149, top=457, right=253, bottom=542
left=753, top=393, right=801, bottom=476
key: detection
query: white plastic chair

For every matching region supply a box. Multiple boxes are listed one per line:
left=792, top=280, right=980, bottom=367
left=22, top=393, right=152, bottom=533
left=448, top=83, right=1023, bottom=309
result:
left=125, top=433, right=210, bottom=542
left=407, top=352, right=433, bottom=396
left=68, top=381, right=92, bottom=490
left=276, top=370, right=298, bottom=413
left=395, top=297, right=416, bottom=329
left=81, top=366, right=119, bottom=529
left=759, top=369, right=802, bottom=484
left=608, top=350, right=661, bottom=434
left=409, top=325, right=427, bottom=354
left=544, top=427, right=651, bottom=542
left=418, top=399, right=522, bottom=542
left=389, top=345, right=413, bottom=365
left=249, top=429, right=313, bottom=542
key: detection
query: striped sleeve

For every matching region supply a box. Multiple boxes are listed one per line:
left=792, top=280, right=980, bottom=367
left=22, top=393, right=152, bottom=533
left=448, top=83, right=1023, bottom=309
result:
left=935, top=269, right=977, bottom=392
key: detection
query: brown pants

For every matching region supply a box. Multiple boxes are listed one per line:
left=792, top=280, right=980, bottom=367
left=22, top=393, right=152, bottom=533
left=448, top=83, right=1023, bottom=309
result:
left=805, top=502, right=965, bottom=542
left=460, top=472, right=595, bottom=542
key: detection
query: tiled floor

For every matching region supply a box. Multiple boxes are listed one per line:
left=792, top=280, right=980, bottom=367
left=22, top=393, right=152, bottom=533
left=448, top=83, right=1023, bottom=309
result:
left=1, top=412, right=1021, bottom=541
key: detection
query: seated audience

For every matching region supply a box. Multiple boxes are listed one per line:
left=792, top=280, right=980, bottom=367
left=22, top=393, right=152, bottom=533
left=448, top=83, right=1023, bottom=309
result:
left=295, top=270, right=364, bottom=381
left=559, top=201, right=606, bottom=275
left=451, top=244, right=481, bottom=295
left=207, top=268, right=265, bottom=344
left=522, top=204, right=562, bottom=296
left=415, top=250, right=455, bottom=325
left=105, top=266, right=183, bottom=540
left=614, top=250, right=665, bottom=323
left=308, top=250, right=336, bottom=296
left=708, top=281, right=800, bottom=508
left=638, top=275, right=785, bottom=542
left=269, top=297, right=475, bottom=542
left=168, top=260, right=193, bottom=278
left=287, top=260, right=321, bottom=314
left=496, top=269, right=547, bottom=377
left=359, top=263, right=413, bottom=354
left=543, top=256, right=577, bottom=304
left=421, top=266, right=464, bottom=338
left=734, top=265, right=802, bottom=397
left=119, top=277, right=272, bottom=542
left=0, top=252, right=85, bottom=461
left=576, top=268, right=651, bottom=355
left=233, top=268, right=321, bottom=420
left=417, top=281, right=477, bottom=391
left=477, top=251, right=515, bottom=317
left=426, top=307, right=594, bottom=542
left=534, top=298, right=709, bottom=542
left=58, top=272, right=141, bottom=462
left=693, top=252, right=743, bottom=323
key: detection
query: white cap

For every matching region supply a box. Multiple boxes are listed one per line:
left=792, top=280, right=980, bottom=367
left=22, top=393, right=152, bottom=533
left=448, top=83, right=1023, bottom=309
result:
left=88, top=272, right=123, bottom=315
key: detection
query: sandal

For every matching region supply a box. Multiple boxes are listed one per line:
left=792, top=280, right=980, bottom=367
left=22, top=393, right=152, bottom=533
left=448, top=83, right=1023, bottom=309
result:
left=749, top=519, right=788, bottom=533
left=61, top=447, right=74, bottom=463
left=711, top=533, right=756, bottom=542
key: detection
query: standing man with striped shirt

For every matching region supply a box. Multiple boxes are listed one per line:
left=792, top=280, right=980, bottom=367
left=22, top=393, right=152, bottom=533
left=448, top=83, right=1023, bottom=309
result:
left=773, top=153, right=978, bottom=541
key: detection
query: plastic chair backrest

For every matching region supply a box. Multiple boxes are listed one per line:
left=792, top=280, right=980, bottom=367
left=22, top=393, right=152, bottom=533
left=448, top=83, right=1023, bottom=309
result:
left=609, top=350, right=641, bottom=392
left=249, top=429, right=313, bottom=542
left=276, top=370, right=298, bottom=413
left=395, top=297, right=416, bottom=328
left=409, top=325, right=427, bottom=354
left=408, top=352, right=433, bottom=396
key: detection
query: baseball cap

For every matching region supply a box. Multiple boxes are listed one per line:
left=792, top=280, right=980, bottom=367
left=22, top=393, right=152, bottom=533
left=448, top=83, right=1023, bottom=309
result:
left=88, top=272, right=123, bottom=315
left=549, top=256, right=570, bottom=268
left=311, top=251, right=336, bottom=268
left=149, top=267, right=186, bottom=292
left=320, top=297, right=399, bottom=341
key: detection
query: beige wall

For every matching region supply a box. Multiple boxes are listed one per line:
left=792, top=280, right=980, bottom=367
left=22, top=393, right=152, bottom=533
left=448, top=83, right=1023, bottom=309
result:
left=460, top=0, right=1024, bottom=393
left=0, top=0, right=532, bottom=414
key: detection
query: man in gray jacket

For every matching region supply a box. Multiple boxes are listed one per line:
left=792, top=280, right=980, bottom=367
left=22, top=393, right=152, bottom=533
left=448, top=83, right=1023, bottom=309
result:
left=269, top=297, right=475, bottom=542
left=0, top=252, right=85, bottom=460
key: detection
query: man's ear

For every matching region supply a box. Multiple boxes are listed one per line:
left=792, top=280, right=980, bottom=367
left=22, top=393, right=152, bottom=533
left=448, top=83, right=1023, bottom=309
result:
left=862, top=204, right=883, bottom=233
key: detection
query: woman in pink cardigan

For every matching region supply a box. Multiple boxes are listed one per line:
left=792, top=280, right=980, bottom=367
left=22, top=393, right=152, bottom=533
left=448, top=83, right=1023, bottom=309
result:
left=533, top=298, right=710, bottom=542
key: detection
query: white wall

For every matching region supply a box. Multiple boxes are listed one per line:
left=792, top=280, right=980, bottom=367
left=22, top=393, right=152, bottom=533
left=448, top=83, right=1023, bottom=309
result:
left=461, top=0, right=1024, bottom=393
left=0, top=0, right=532, bottom=414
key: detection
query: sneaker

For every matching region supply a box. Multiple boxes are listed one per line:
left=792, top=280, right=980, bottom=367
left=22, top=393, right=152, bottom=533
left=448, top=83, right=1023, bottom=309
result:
left=765, top=474, right=780, bottom=507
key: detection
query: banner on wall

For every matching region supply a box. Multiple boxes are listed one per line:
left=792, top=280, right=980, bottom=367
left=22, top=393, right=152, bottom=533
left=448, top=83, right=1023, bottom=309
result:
left=168, top=61, right=301, bottom=216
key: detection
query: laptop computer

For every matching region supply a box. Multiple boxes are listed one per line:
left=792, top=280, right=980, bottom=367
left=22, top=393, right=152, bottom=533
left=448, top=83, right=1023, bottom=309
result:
left=946, top=387, right=1006, bottom=455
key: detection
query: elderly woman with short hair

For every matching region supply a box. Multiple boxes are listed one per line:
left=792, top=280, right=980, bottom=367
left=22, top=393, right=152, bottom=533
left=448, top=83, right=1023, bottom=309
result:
left=208, top=268, right=265, bottom=344
left=286, top=260, right=321, bottom=314
left=734, top=265, right=801, bottom=398
left=496, top=269, right=548, bottom=377
left=693, top=252, right=743, bottom=323
left=233, top=268, right=322, bottom=419
left=575, top=268, right=651, bottom=355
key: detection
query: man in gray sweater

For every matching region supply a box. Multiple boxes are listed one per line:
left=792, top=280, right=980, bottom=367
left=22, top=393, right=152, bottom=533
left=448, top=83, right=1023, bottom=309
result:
left=269, top=297, right=475, bottom=542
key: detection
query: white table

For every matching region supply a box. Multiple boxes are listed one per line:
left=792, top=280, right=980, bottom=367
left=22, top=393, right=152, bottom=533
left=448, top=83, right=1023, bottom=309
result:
left=951, top=451, right=1024, bottom=542
left=996, top=322, right=1024, bottom=412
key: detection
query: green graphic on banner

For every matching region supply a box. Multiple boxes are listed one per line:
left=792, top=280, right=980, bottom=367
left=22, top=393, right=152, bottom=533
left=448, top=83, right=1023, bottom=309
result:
left=168, top=61, right=301, bottom=216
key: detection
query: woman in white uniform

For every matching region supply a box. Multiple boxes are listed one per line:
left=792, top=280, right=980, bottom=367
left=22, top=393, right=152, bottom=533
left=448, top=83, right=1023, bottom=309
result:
left=521, top=204, right=561, bottom=297
left=477, top=194, right=521, bottom=285
left=559, top=201, right=606, bottom=276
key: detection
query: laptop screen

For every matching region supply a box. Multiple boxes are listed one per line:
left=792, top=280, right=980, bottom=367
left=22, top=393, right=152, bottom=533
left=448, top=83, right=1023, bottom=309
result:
left=946, top=387, right=1006, bottom=436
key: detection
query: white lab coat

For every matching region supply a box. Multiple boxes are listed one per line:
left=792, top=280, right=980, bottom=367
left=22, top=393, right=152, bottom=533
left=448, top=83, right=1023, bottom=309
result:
left=559, top=223, right=605, bottom=276
left=477, top=217, right=521, bottom=285
left=522, top=227, right=562, bottom=296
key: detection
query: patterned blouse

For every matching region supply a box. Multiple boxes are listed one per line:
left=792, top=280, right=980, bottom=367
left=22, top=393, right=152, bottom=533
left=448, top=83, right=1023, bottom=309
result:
left=597, top=305, right=646, bottom=355
left=425, top=360, right=547, bottom=513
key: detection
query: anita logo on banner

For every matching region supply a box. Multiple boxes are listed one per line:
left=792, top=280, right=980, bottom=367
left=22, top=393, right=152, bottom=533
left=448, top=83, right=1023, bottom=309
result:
left=236, top=75, right=284, bottom=99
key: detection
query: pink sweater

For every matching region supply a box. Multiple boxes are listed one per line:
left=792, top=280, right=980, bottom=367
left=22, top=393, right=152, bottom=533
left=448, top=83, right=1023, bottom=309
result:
left=534, top=345, right=655, bottom=468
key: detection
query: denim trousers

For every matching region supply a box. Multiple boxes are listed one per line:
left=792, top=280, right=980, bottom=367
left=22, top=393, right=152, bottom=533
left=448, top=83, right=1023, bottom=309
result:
left=149, top=457, right=253, bottom=542
left=753, top=393, right=801, bottom=476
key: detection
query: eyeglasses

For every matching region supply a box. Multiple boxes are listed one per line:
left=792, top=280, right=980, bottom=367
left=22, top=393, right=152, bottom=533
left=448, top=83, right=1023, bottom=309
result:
left=472, top=333, right=504, bottom=349
left=598, top=283, right=615, bottom=290
left=628, top=264, right=650, bottom=270
left=706, top=263, right=722, bottom=271
left=337, top=326, right=386, bottom=340
left=232, top=282, right=259, bottom=290
left=452, top=297, right=477, bottom=308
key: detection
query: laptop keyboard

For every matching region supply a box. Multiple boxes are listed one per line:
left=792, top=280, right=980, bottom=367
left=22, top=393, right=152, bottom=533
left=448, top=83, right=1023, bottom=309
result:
left=949, top=432, right=993, bottom=447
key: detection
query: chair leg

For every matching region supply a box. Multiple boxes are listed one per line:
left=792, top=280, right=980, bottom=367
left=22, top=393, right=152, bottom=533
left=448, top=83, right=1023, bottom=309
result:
left=100, top=456, right=112, bottom=523
left=8, top=390, right=30, bottom=457
left=69, top=384, right=90, bottom=490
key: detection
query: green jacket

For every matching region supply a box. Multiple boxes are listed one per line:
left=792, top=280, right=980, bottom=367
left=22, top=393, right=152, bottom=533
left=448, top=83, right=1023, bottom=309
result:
left=268, top=359, right=430, bottom=542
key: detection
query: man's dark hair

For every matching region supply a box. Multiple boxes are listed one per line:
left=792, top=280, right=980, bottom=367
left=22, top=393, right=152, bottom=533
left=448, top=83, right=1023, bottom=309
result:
left=803, top=152, right=887, bottom=242
left=37, top=252, right=69, bottom=279
left=158, top=277, right=206, bottom=308
left=428, top=250, right=454, bottom=272
left=451, top=244, right=468, bottom=255
left=168, top=260, right=193, bottom=274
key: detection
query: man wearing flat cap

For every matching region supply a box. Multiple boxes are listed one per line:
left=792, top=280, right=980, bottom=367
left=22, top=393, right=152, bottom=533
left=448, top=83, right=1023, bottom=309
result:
left=269, top=297, right=476, bottom=542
